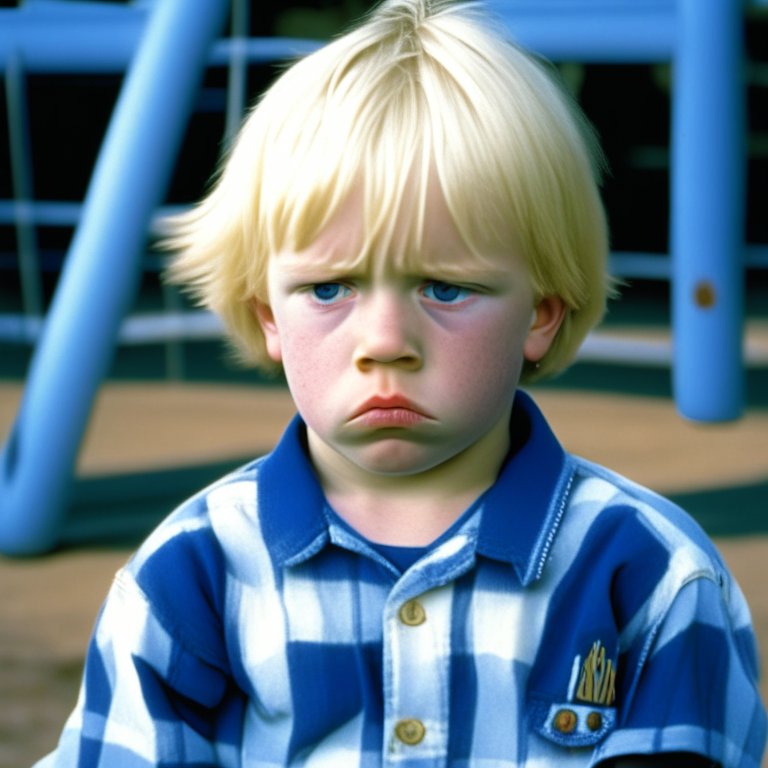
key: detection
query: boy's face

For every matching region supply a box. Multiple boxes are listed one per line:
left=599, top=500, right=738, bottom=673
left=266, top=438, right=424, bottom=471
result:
left=255, top=186, right=564, bottom=479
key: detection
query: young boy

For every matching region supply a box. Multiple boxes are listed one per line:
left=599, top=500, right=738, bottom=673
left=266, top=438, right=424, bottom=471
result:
left=37, top=0, right=765, bottom=766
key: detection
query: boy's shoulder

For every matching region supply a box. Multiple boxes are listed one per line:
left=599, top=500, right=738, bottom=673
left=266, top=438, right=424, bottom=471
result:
left=131, top=455, right=267, bottom=559
left=554, top=451, right=735, bottom=621
left=119, top=455, right=270, bottom=598
left=537, top=449, right=747, bottom=662
left=106, top=456, right=275, bottom=672
left=565, top=452, right=727, bottom=578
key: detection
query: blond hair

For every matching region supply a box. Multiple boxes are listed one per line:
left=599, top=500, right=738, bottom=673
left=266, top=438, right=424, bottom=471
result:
left=163, top=0, right=612, bottom=382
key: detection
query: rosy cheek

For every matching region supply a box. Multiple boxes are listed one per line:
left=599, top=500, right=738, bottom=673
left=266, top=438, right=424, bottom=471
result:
left=279, top=315, right=349, bottom=416
left=430, top=307, right=525, bottom=394
left=438, top=304, right=525, bottom=354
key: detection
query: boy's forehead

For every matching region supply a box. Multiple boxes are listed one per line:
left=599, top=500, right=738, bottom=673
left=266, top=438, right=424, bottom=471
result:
left=273, top=179, right=523, bottom=278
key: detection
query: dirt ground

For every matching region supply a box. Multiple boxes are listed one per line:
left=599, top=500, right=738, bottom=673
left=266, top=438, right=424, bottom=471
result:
left=1, top=383, right=767, bottom=767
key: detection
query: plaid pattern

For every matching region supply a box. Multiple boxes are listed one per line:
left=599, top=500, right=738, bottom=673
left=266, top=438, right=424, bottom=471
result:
left=37, top=391, right=766, bottom=768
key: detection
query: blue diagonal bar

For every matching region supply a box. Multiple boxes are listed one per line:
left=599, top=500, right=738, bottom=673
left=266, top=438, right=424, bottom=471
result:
left=0, top=0, right=228, bottom=555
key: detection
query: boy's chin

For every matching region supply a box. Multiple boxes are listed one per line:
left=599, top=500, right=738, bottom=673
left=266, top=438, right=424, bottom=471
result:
left=343, top=440, right=456, bottom=477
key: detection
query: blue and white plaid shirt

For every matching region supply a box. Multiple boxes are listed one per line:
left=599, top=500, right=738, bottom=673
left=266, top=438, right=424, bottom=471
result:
left=37, top=391, right=766, bottom=768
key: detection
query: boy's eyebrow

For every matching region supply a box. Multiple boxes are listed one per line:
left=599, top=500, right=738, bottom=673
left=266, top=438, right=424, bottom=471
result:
left=274, top=259, right=367, bottom=280
left=413, top=263, right=514, bottom=282
left=275, top=255, right=516, bottom=283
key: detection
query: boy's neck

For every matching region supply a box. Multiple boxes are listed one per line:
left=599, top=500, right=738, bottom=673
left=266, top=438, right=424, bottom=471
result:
left=306, top=407, right=513, bottom=547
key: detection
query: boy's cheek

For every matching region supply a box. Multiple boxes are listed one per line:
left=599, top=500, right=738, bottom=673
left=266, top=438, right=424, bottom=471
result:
left=281, top=335, right=350, bottom=403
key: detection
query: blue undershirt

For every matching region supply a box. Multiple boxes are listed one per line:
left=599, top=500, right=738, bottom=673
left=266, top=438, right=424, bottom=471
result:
left=325, top=502, right=476, bottom=575
left=368, top=542, right=428, bottom=573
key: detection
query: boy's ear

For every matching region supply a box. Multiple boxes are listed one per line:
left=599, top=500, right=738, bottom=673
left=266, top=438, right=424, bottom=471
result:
left=523, top=295, right=567, bottom=363
left=251, top=299, right=283, bottom=363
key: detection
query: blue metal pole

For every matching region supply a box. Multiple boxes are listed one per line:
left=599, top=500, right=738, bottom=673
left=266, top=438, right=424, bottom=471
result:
left=225, top=0, right=250, bottom=145
left=486, top=0, right=675, bottom=63
left=5, top=50, right=44, bottom=318
left=671, top=0, right=746, bottom=421
left=0, top=0, right=229, bottom=555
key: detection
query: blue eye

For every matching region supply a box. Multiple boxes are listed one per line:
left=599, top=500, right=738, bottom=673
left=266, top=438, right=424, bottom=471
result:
left=423, top=281, right=472, bottom=303
left=311, top=283, right=350, bottom=304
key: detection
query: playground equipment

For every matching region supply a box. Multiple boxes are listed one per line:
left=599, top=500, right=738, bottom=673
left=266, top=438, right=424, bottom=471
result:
left=0, top=0, right=763, bottom=554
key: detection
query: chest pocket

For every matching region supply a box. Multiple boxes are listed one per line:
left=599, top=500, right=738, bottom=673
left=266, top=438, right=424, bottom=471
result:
left=529, top=696, right=616, bottom=748
left=528, top=639, right=617, bottom=748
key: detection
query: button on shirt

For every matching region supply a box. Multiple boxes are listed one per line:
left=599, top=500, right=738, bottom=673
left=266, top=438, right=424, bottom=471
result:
left=36, top=392, right=766, bottom=768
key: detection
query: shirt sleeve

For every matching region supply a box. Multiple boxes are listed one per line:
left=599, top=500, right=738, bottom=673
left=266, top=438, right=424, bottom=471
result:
left=594, top=574, right=766, bottom=768
left=33, top=569, right=243, bottom=768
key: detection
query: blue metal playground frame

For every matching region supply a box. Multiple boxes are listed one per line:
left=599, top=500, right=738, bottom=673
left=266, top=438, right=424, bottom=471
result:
left=0, top=0, right=759, bottom=554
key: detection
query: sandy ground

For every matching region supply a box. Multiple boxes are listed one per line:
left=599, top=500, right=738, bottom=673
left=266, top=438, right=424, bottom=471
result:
left=2, top=382, right=767, bottom=493
left=1, top=382, right=767, bottom=767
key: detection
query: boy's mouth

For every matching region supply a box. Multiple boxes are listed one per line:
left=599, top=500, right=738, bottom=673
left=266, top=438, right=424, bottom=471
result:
left=350, top=395, right=434, bottom=427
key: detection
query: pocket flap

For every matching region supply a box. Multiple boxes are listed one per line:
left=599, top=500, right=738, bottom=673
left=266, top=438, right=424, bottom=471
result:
left=529, top=694, right=616, bottom=748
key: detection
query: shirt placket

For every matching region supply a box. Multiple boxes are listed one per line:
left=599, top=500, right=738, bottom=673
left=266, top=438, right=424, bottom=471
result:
left=380, top=528, right=479, bottom=767
left=383, top=579, right=453, bottom=767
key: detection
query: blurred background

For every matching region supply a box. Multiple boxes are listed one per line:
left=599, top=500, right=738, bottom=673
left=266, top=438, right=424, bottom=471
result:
left=0, top=0, right=766, bottom=765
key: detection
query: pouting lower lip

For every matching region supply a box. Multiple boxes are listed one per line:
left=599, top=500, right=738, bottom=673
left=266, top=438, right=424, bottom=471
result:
left=351, top=395, right=433, bottom=420
left=354, top=407, right=429, bottom=427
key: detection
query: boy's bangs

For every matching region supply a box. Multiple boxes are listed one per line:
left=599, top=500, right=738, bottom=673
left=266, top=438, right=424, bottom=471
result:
left=265, top=61, right=516, bottom=278
left=262, top=61, right=430, bottom=273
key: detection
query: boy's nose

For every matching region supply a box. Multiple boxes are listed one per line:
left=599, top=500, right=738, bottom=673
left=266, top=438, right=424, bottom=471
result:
left=354, top=294, right=422, bottom=372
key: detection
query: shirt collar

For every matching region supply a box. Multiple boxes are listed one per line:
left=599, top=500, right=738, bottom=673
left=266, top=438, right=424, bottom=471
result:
left=474, top=390, right=575, bottom=585
left=257, top=389, right=574, bottom=586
